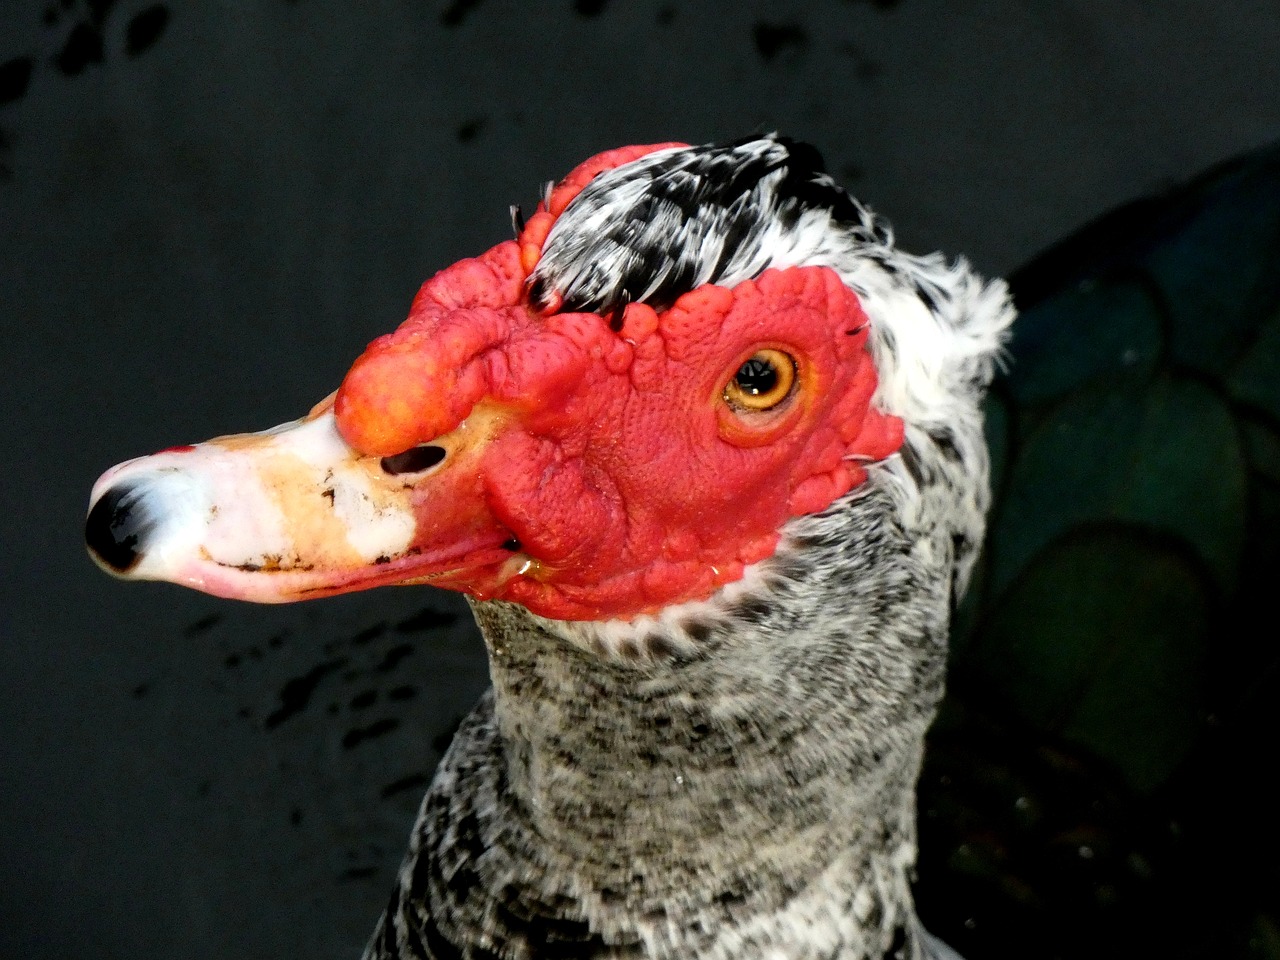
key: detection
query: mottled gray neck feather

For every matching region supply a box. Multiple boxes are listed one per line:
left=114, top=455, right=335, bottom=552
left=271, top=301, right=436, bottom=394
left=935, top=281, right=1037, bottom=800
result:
left=367, top=428, right=979, bottom=960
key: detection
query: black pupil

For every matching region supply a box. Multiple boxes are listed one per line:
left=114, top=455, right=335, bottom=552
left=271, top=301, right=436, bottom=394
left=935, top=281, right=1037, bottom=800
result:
left=735, top=357, right=778, bottom=396
left=381, top=445, right=446, bottom=475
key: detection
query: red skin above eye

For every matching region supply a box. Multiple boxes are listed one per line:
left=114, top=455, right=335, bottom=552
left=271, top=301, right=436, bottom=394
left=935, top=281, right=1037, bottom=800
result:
left=333, top=143, right=903, bottom=621
left=335, top=255, right=901, bottom=619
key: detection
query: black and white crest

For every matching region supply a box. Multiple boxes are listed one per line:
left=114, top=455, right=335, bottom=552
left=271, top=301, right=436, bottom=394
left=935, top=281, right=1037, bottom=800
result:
left=528, top=134, right=1014, bottom=489
left=529, top=135, right=890, bottom=316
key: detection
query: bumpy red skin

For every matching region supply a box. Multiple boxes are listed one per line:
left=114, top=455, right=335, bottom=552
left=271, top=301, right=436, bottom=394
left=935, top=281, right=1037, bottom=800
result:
left=334, top=144, right=903, bottom=621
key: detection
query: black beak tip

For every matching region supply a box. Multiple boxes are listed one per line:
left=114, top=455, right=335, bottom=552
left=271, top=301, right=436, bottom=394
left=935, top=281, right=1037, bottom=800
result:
left=85, top=483, right=151, bottom=574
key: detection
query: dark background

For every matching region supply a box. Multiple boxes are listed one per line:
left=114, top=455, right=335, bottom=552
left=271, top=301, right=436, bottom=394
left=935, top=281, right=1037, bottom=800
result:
left=2, top=2, right=1278, bottom=958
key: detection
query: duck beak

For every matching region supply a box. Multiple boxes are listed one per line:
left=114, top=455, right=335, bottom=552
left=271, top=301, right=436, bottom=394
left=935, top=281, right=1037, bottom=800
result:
left=84, top=406, right=517, bottom=603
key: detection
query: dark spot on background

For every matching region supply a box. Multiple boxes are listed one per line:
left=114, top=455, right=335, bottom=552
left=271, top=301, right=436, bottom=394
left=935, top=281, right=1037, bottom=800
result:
left=396, top=606, right=456, bottom=633
left=55, top=22, right=104, bottom=75
left=440, top=0, right=482, bottom=27
left=381, top=772, right=429, bottom=799
left=184, top=612, right=221, bottom=636
left=842, top=43, right=884, bottom=81
left=86, top=0, right=117, bottom=26
left=343, top=716, right=400, bottom=749
left=656, top=5, right=675, bottom=26
left=842, top=162, right=865, bottom=182
left=350, top=689, right=377, bottom=710
left=572, top=0, right=607, bottom=16
left=42, top=6, right=59, bottom=26
left=376, top=644, right=414, bottom=672
left=224, top=653, right=241, bottom=668
left=290, top=807, right=302, bottom=826
left=339, top=865, right=378, bottom=881
left=752, top=21, right=808, bottom=62
left=846, top=0, right=900, bottom=6
left=351, top=622, right=387, bottom=646
left=197, top=780, right=210, bottom=797
left=388, top=685, right=416, bottom=701
left=265, top=658, right=347, bottom=729
left=0, top=58, right=33, bottom=104
left=455, top=116, right=486, bottom=142
left=125, top=5, right=170, bottom=57
left=131, top=682, right=150, bottom=699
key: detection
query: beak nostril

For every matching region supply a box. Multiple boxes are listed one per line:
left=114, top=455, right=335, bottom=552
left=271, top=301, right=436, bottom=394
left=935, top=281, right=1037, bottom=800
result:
left=85, top=483, right=152, bottom=573
left=380, top=445, right=447, bottom=476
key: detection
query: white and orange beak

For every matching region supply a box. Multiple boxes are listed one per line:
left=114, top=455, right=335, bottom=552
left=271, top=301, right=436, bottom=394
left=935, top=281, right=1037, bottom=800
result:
left=85, top=403, right=520, bottom=603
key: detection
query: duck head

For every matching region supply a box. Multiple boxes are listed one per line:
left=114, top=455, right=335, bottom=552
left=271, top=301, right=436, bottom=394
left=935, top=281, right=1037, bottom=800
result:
left=86, top=138, right=905, bottom=622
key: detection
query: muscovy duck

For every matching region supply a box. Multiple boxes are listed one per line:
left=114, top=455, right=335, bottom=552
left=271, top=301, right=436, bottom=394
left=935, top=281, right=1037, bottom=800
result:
left=85, top=135, right=1014, bottom=960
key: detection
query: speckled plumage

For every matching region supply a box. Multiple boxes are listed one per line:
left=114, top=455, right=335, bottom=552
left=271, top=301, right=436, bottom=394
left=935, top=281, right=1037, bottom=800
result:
left=363, top=137, right=1014, bottom=959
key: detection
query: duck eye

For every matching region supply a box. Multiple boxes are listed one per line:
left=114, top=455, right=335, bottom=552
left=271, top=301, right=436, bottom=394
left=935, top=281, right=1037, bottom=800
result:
left=724, top=349, right=796, bottom=411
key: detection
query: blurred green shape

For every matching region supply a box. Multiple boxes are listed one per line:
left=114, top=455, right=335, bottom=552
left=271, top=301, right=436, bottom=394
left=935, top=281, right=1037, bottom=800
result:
left=974, top=527, right=1210, bottom=792
left=1252, top=912, right=1280, bottom=960
left=1002, top=279, right=1162, bottom=408
left=1145, top=151, right=1280, bottom=377
left=988, top=374, right=1246, bottom=600
left=1240, top=417, right=1280, bottom=485
left=1009, top=143, right=1280, bottom=384
left=1227, top=305, right=1280, bottom=424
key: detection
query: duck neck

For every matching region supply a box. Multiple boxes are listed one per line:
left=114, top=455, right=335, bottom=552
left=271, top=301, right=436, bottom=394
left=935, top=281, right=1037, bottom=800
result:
left=464, top=480, right=954, bottom=957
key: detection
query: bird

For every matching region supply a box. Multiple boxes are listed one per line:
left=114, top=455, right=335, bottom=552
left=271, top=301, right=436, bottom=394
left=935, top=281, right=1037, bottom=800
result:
left=85, top=134, right=1015, bottom=960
